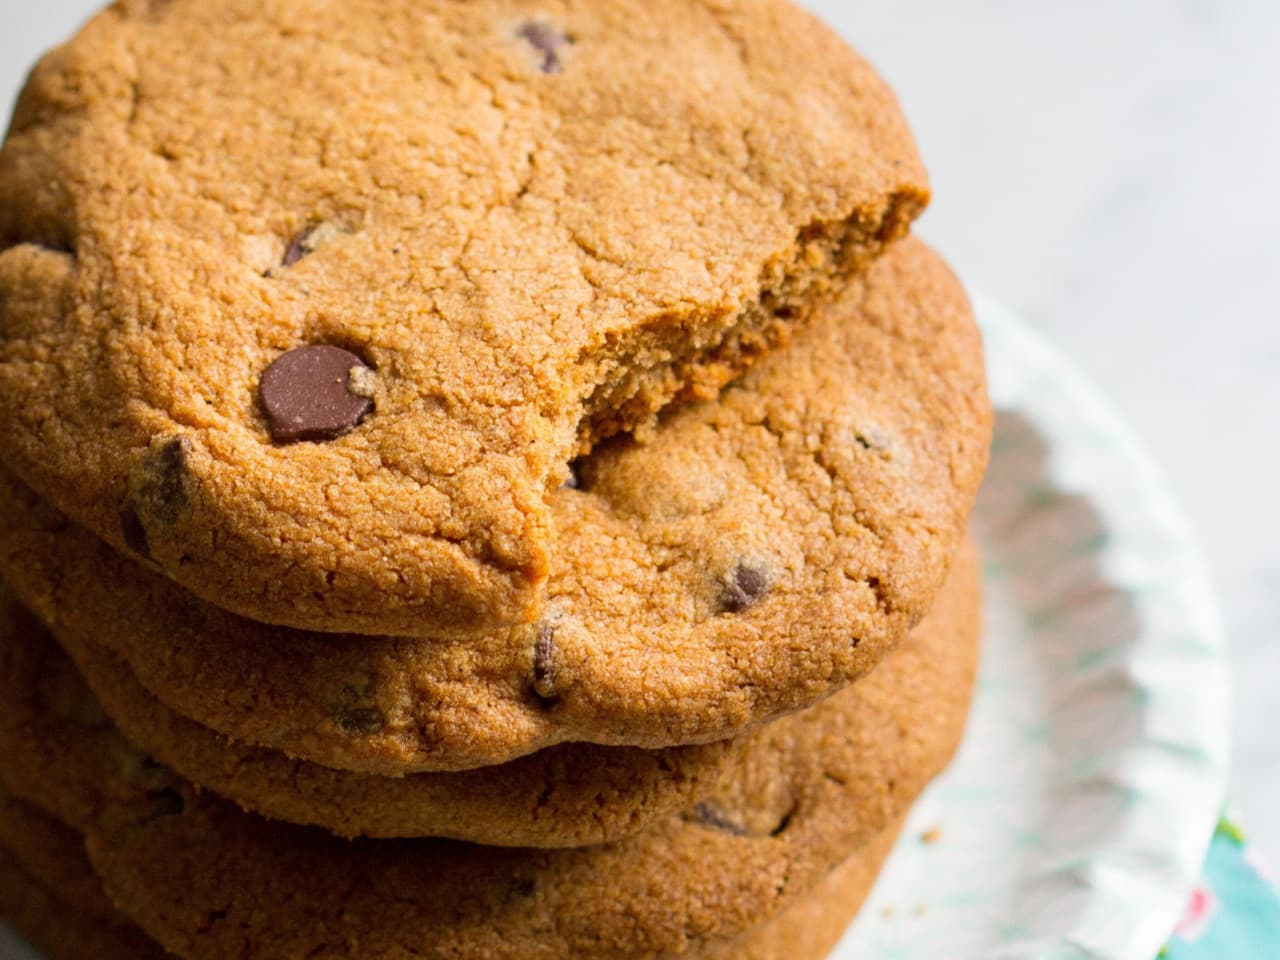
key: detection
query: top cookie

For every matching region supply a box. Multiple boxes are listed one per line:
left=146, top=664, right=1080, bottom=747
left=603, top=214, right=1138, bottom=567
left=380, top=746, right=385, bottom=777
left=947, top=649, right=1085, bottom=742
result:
left=0, top=0, right=928, bottom=637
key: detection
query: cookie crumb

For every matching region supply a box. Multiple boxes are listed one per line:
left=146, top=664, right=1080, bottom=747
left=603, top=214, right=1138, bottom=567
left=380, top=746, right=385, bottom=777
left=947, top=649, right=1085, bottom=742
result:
left=920, top=825, right=942, bottom=845
left=347, top=364, right=378, bottom=400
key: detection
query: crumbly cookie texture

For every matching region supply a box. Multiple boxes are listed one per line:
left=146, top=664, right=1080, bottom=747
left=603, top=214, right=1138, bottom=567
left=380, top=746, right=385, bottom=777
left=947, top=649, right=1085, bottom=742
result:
left=0, top=554, right=979, bottom=960
left=35, top=546, right=973, bottom=845
left=0, top=240, right=989, bottom=773
left=0, top=793, right=903, bottom=960
left=0, top=0, right=928, bottom=638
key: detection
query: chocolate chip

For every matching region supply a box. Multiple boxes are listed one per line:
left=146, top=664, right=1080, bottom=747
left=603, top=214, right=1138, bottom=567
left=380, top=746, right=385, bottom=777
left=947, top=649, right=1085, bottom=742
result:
left=334, top=705, right=384, bottom=735
left=120, top=504, right=151, bottom=558
left=687, top=802, right=747, bottom=836
left=531, top=623, right=559, bottom=702
left=259, top=345, right=374, bottom=444
left=328, top=681, right=384, bottom=735
left=281, top=232, right=310, bottom=268
left=719, top=562, right=769, bottom=613
left=280, top=222, right=345, bottom=268
left=518, top=22, right=570, bottom=74
left=122, top=436, right=194, bottom=558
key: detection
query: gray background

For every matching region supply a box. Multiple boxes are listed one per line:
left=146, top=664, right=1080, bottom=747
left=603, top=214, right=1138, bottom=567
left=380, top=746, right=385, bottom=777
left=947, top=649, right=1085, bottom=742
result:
left=2, top=1, right=1277, bottom=865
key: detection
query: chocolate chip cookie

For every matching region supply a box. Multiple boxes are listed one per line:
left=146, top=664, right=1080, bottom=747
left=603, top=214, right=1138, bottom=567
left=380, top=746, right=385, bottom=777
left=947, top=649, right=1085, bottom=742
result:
left=0, top=239, right=990, bottom=773
left=0, top=554, right=980, bottom=959
left=36, top=543, right=977, bottom=844
left=0, top=0, right=929, bottom=638
left=0, top=789, right=903, bottom=960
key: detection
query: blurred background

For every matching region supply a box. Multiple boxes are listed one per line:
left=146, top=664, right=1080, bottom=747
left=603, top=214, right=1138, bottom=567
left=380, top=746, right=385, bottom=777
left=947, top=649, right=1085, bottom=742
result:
left=3, top=1, right=1277, bottom=861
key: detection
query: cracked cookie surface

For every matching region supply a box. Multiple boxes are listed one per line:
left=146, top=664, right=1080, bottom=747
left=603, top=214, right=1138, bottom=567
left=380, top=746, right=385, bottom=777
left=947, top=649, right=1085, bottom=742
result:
left=0, top=240, right=989, bottom=773
left=0, top=0, right=929, bottom=637
left=0, top=550, right=979, bottom=960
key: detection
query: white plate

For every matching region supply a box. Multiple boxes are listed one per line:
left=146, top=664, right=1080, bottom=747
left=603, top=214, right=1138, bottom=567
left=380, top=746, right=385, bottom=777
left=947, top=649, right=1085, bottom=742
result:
left=834, top=298, right=1229, bottom=960
left=0, top=299, right=1229, bottom=960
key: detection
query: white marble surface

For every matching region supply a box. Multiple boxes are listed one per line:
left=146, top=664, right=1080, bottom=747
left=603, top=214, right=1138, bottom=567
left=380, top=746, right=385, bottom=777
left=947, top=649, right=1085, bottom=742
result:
left=1, top=0, right=1276, bottom=866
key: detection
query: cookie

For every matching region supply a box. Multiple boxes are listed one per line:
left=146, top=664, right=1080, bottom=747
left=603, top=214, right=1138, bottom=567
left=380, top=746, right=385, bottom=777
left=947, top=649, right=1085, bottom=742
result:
left=0, top=560, right=980, bottom=959
left=0, top=789, right=903, bottom=960
left=703, top=818, right=906, bottom=960
left=0, top=790, right=124, bottom=931
left=36, top=543, right=977, bottom=845
left=0, top=239, right=990, bottom=774
left=0, top=852, right=170, bottom=960
left=0, top=0, right=929, bottom=638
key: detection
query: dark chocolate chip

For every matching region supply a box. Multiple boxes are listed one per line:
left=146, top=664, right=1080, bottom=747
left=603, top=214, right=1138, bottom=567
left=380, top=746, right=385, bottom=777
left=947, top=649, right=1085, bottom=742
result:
left=531, top=623, right=559, bottom=702
left=120, top=504, right=151, bottom=558
left=719, top=562, right=769, bottom=613
left=141, top=436, right=192, bottom=523
left=331, top=682, right=384, bottom=735
left=259, top=345, right=374, bottom=444
left=277, top=222, right=346, bottom=271
left=334, top=705, right=384, bottom=735
left=687, top=802, right=747, bottom=836
left=121, top=436, right=194, bottom=558
left=518, top=22, right=571, bottom=74
left=281, top=229, right=313, bottom=268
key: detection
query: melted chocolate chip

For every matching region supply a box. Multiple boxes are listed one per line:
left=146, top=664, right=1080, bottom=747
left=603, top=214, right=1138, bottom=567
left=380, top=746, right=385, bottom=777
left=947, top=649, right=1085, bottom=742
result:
left=259, top=345, right=374, bottom=443
left=719, top=562, right=769, bottom=613
left=518, top=22, right=571, bottom=74
left=531, top=623, right=559, bottom=702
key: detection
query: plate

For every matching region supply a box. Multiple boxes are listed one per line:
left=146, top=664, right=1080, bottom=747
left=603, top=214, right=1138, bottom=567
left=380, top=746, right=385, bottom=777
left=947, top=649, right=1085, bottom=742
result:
left=835, top=298, right=1230, bottom=959
left=0, top=299, right=1230, bottom=960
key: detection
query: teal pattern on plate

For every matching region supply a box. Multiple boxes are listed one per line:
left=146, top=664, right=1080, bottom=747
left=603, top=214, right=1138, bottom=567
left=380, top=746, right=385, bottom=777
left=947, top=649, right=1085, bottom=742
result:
left=1159, top=817, right=1280, bottom=958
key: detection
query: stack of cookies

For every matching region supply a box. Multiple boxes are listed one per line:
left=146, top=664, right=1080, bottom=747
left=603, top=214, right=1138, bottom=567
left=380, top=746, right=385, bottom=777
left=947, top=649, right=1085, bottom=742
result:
left=0, top=1, right=992, bottom=958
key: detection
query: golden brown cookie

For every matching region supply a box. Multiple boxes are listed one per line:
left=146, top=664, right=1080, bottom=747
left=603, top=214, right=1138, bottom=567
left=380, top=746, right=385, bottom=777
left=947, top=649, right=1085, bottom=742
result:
left=0, top=789, right=902, bottom=960
left=0, top=0, right=929, bottom=639
left=37, top=545, right=977, bottom=845
left=0, top=239, right=989, bottom=774
left=0, top=559, right=980, bottom=959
